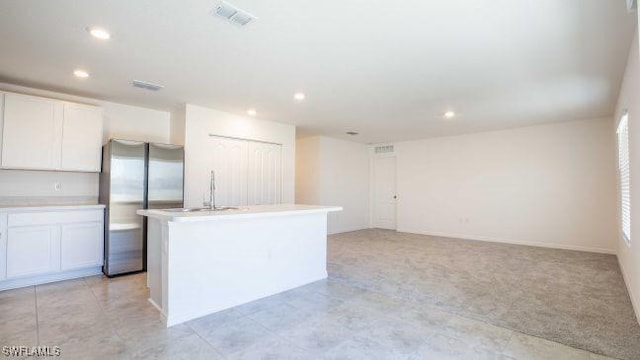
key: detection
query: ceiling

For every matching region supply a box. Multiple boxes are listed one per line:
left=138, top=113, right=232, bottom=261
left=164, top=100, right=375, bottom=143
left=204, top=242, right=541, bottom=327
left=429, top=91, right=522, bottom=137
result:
left=0, top=0, right=636, bottom=143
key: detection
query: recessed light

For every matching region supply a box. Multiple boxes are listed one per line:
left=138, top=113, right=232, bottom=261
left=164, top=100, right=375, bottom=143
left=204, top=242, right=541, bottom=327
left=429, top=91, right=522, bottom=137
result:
left=294, top=92, right=305, bottom=101
left=247, top=109, right=257, bottom=116
left=73, top=69, right=90, bottom=78
left=444, top=111, right=456, bottom=119
left=87, top=27, right=111, bottom=40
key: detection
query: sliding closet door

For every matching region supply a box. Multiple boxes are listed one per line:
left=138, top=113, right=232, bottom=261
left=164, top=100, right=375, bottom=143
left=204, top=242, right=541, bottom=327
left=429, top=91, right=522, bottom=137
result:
left=247, top=142, right=282, bottom=205
left=209, top=136, right=248, bottom=207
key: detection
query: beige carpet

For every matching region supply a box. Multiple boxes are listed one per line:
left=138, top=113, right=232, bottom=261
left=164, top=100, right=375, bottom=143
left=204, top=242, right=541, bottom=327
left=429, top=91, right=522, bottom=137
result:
left=328, top=229, right=640, bottom=360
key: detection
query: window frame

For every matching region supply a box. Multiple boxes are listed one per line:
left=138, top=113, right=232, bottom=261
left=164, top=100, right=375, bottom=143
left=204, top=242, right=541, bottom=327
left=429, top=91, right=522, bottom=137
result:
left=617, top=110, right=631, bottom=246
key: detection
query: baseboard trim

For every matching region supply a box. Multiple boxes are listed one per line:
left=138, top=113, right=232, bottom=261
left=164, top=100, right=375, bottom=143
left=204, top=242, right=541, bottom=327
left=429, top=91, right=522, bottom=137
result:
left=0, top=267, right=103, bottom=291
left=397, top=228, right=617, bottom=255
left=329, top=225, right=371, bottom=235
left=617, top=255, right=640, bottom=326
left=148, top=298, right=166, bottom=315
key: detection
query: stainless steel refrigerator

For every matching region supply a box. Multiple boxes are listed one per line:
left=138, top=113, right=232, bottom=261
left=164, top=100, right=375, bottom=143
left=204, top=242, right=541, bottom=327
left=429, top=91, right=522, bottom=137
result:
left=99, top=139, right=184, bottom=277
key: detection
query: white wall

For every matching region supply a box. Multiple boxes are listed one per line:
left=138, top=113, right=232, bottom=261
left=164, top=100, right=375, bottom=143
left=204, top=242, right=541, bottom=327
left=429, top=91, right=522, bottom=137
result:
left=170, top=105, right=186, bottom=146
left=393, top=117, right=618, bottom=254
left=296, top=136, right=370, bottom=234
left=181, top=104, right=295, bottom=208
left=615, top=29, right=640, bottom=319
left=0, top=83, right=171, bottom=204
left=296, top=137, right=322, bottom=205
left=0, top=170, right=98, bottom=205
left=102, top=102, right=170, bottom=144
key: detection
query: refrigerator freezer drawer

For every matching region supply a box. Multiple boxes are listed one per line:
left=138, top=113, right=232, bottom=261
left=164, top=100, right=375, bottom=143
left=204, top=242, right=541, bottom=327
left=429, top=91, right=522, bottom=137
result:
left=105, top=227, right=143, bottom=275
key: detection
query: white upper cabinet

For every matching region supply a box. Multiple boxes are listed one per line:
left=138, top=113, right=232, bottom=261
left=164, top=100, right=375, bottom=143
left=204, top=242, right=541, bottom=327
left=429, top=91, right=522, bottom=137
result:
left=1, top=92, right=63, bottom=170
left=0, top=92, right=103, bottom=172
left=61, top=103, right=103, bottom=172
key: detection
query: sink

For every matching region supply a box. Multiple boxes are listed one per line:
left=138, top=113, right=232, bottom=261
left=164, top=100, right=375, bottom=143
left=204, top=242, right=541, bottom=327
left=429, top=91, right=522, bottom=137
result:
left=165, top=208, right=208, bottom=212
left=165, top=207, right=239, bottom=213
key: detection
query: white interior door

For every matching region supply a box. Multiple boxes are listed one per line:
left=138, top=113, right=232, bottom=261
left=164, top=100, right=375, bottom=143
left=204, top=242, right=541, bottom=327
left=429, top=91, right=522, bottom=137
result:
left=373, top=156, right=397, bottom=230
left=209, top=136, right=249, bottom=207
left=248, top=142, right=282, bottom=205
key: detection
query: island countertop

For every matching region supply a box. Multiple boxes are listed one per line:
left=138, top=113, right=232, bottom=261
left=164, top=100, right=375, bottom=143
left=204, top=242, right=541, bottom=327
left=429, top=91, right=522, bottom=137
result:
left=137, top=204, right=342, bottom=223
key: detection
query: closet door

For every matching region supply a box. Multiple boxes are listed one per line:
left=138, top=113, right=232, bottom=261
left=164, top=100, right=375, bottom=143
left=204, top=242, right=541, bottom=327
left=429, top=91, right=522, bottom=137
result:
left=209, top=136, right=248, bottom=207
left=248, top=142, right=282, bottom=205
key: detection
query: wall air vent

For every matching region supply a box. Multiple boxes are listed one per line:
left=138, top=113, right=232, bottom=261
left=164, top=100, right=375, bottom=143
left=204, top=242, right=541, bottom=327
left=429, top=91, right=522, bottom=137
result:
left=132, top=80, right=164, bottom=91
left=374, top=145, right=394, bottom=154
left=212, top=2, right=257, bottom=27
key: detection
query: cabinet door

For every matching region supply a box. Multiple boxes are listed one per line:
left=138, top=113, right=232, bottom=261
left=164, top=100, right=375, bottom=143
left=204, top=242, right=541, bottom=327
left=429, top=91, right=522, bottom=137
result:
left=60, top=222, right=103, bottom=271
left=6, top=225, right=60, bottom=279
left=0, top=213, right=7, bottom=280
left=209, top=136, right=248, bottom=207
left=61, top=103, right=103, bottom=172
left=1, top=93, right=63, bottom=170
left=248, top=142, right=282, bottom=205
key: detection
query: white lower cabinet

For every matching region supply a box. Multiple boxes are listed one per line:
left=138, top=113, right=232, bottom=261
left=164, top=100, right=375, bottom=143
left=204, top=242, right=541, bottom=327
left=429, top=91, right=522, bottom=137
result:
left=61, top=222, right=103, bottom=271
left=0, top=207, right=104, bottom=289
left=7, top=225, right=60, bottom=278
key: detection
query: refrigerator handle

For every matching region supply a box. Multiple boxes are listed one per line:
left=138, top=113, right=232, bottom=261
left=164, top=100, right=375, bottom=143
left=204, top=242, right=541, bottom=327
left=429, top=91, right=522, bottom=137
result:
left=143, top=143, right=150, bottom=210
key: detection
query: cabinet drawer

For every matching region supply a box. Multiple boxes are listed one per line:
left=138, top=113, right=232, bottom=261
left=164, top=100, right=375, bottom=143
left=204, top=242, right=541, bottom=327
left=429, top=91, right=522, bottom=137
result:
left=8, top=210, right=103, bottom=227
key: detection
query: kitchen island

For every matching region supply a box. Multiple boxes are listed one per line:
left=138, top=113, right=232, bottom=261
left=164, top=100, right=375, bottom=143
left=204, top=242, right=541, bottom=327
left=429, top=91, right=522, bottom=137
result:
left=137, top=204, right=342, bottom=327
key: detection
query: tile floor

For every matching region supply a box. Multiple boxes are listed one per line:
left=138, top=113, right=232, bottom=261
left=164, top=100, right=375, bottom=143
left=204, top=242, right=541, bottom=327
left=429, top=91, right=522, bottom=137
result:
left=0, top=231, right=623, bottom=359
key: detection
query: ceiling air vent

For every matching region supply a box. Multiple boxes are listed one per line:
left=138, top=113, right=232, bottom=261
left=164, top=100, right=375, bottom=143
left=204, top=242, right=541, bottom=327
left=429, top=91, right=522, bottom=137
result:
left=212, top=2, right=256, bottom=27
left=374, top=145, right=394, bottom=154
left=132, top=80, right=164, bottom=91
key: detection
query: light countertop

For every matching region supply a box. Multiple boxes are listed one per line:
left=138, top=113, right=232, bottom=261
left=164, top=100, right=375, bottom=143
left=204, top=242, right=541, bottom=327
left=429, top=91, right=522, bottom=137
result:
left=0, top=204, right=106, bottom=212
left=137, top=204, right=342, bottom=223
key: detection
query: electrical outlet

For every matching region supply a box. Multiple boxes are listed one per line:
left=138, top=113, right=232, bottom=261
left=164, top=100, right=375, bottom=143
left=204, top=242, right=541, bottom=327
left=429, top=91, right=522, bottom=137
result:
left=54, top=182, right=61, bottom=191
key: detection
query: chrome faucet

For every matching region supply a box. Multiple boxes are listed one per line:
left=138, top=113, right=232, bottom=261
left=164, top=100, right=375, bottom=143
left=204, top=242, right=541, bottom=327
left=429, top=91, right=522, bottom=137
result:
left=207, top=170, right=217, bottom=210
